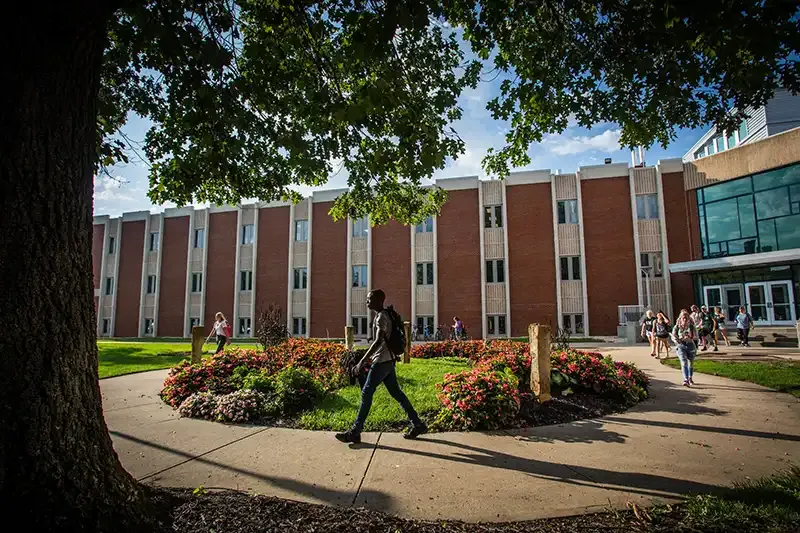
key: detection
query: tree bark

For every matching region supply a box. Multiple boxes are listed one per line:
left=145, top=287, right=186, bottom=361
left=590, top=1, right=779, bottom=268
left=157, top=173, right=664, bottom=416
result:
left=0, top=3, right=157, bottom=531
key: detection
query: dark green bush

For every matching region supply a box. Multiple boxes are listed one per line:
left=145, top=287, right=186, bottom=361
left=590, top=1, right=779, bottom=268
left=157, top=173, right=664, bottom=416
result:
left=274, top=367, right=321, bottom=414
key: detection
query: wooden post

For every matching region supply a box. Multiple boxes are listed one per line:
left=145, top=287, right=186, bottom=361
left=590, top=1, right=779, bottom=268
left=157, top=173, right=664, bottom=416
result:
left=345, top=325, right=355, bottom=351
left=191, top=326, right=205, bottom=364
left=403, top=321, right=411, bottom=363
left=528, top=324, right=551, bottom=402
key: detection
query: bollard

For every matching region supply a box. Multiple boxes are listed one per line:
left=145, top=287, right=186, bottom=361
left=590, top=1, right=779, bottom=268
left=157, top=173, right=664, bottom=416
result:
left=345, top=325, right=355, bottom=351
left=191, top=326, right=205, bottom=364
left=403, top=321, right=411, bottom=363
left=528, top=324, right=552, bottom=402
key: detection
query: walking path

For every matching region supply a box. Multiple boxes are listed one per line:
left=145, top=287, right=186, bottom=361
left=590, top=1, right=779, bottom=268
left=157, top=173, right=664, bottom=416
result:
left=102, top=345, right=800, bottom=522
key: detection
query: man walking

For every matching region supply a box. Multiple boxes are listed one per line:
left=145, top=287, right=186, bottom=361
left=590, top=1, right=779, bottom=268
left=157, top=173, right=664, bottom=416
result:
left=336, top=289, right=427, bottom=443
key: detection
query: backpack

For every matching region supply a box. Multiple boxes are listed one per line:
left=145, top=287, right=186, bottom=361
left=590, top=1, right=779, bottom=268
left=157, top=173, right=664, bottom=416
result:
left=223, top=321, right=232, bottom=341
left=383, top=305, right=407, bottom=359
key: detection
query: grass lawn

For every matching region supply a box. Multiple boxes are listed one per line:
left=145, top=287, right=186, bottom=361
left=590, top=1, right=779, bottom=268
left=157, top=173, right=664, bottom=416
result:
left=661, top=359, right=800, bottom=398
left=300, top=357, right=469, bottom=431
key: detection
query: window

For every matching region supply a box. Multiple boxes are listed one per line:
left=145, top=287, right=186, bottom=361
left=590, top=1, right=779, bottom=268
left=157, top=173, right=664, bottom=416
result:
left=640, top=252, right=664, bottom=278
left=352, top=217, right=369, bottom=237
left=352, top=265, right=368, bottom=288
left=714, top=136, right=725, bottom=153
left=190, top=317, right=201, bottom=329
left=241, top=224, right=255, bottom=244
left=149, top=232, right=159, bottom=251
left=557, top=200, right=579, bottom=224
left=239, top=317, right=251, bottom=336
left=191, top=272, right=203, bottom=293
left=107, top=236, right=116, bottom=254
left=562, top=314, right=584, bottom=335
left=240, top=270, right=253, bottom=291
left=559, top=256, right=582, bottom=280
left=726, top=131, right=736, bottom=150
left=144, top=318, right=154, bottom=335
left=415, top=316, right=435, bottom=336
left=636, top=193, right=659, bottom=220
left=147, top=275, right=157, bottom=294
left=484, top=205, right=503, bottom=228
left=485, top=259, right=505, bottom=283
left=487, top=315, right=507, bottom=336
left=693, top=148, right=705, bottom=160
left=104, top=276, right=114, bottom=295
left=294, top=220, right=308, bottom=242
left=415, top=216, right=433, bottom=233
left=293, top=267, right=307, bottom=289
left=292, top=317, right=307, bottom=336
left=193, top=228, right=205, bottom=249
left=738, top=120, right=748, bottom=141
left=697, top=163, right=800, bottom=258
left=416, top=262, right=434, bottom=285
left=102, top=319, right=110, bottom=335
left=352, top=316, right=369, bottom=336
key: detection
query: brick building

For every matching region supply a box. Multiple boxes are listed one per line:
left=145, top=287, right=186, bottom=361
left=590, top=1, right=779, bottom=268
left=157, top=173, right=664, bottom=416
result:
left=93, top=128, right=800, bottom=339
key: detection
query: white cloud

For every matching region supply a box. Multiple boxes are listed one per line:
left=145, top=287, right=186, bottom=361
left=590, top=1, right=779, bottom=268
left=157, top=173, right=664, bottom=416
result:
left=94, top=175, right=135, bottom=202
left=546, top=129, right=621, bottom=156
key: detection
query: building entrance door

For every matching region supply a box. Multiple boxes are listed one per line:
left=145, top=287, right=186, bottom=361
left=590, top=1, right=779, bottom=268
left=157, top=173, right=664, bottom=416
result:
left=704, top=284, right=743, bottom=324
left=745, top=281, right=796, bottom=326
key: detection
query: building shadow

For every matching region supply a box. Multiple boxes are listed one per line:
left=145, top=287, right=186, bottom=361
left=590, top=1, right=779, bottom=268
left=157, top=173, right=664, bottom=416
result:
left=505, top=419, right=628, bottom=445
left=632, top=376, right=730, bottom=416
left=110, top=430, right=391, bottom=509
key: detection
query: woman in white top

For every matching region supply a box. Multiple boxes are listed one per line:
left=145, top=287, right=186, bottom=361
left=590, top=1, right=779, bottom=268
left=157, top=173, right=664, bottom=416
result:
left=210, top=312, right=229, bottom=354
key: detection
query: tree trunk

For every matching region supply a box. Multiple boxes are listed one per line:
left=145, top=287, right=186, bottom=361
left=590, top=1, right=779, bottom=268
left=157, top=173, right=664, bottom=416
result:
left=0, top=3, right=157, bottom=531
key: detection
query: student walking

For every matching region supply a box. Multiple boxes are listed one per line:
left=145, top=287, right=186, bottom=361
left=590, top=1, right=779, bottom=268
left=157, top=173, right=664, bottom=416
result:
left=714, top=306, right=730, bottom=347
left=210, top=312, right=230, bottom=354
left=640, top=310, right=657, bottom=357
left=653, top=312, right=671, bottom=359
left=672, top=309, right=698, bottom=387
left=452, top=316, right=464, bottom=340
left=701, top=306, right=717, bottom=352
left=735, top=306, right=754, bottom=347
left=336, top=289, right=427, bottom=444
left=690, top=305, right=707, bottom=350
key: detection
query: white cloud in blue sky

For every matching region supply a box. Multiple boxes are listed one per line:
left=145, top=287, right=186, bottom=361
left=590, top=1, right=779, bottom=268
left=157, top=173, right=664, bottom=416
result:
left=95, top=43, right=706, bottom=217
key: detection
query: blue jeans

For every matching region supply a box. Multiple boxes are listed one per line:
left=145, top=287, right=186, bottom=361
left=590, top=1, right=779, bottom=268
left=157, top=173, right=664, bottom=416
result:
left=352, top=361, right=421, bottom=434
left=676, top=343, right=696, bottom=381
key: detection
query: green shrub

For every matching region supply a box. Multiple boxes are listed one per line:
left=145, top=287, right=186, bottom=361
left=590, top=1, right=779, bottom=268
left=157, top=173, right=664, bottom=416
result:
left=433, top=368, right=521, bottom=431
left=274, top=367, right=321, bottom=414
left=241, top=369, right=276, bottom=395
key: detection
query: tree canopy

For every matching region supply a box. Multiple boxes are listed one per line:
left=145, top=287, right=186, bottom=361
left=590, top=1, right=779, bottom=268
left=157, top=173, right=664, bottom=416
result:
left=100, top=0, right=800, bottom=223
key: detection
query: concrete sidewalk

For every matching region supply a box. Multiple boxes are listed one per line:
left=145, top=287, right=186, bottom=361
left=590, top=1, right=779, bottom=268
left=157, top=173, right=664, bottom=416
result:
left=102, top=346, right=800, bottom=522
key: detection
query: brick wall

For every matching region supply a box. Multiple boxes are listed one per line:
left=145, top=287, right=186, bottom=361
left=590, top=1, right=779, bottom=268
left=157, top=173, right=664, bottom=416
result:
left=157, top=216, right=189, bottom=336
left=662, top=170, right=696, bottom=315
left=115, top=220, right=145, bottom=337
left=437, top=189, right=482, bottom=336
left=582, top=176, right=638, bottom=335
left=92, top=224, right=104, bottom=289
left=204, top=211, right=237, bottom=329
left=310, top=202, right=346, bottom=337
left=255, top=206, right=290, bottom=319
left=372, top=220, right=411, bottom=319
left=506, top=182, right=557, bottom=336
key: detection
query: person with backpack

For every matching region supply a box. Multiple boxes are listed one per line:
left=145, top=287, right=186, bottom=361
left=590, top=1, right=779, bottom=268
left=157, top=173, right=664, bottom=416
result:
left=735, top=306, right=754, bottom=347
left=653, top=312, right=671, bottom=359
left=209, top=312, right=230, bottom=354
left=672, top=309, right=698, bottom=387
left=452, top=316, right=464, bottom=340
left=640, top=310, right=657, bottom=356
left=690, top=305, right=707, bottom=350
left=700, top=306, right=717, bottom=352
left=336, top=289, right=426, bottom=444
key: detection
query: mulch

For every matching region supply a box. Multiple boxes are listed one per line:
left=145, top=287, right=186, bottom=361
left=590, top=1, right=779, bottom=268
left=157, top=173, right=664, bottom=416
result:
left=151, top=487, right=685, bottom=533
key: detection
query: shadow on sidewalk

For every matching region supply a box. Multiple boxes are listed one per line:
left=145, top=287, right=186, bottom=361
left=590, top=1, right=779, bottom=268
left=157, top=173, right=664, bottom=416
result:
left=633, top=377, right=730, bottom=417
left=110, top=430, right=391, bottom=509
left=376, top=437, right=725, bottom=500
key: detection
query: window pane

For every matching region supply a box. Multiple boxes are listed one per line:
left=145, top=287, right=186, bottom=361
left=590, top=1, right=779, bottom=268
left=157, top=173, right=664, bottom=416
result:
left=726, top=132, right=736, bottom=149
left=714, top=136, right=724, bottom=153
left=426, top=216, right=433, bottom=232
left=416, top=264, right=423, bottom=285
left=646, top=194, right=659, bottom=219
left=498, top=316, right=506, bottom=335
left=705, top=197, right=741, bottom=242
left=497, top=260, right=505, bottom=283
left=701, top=177, right=752, bottom=203
left=487, top=316, right=495, bottom=335
left=572, top=256, right=581, bottom=280
left=495, top=206, right=503, bottom=228
left=563, top=314, right=572, bottom=332
left=575, top=314, right=584, bottom=334
left=755, top=188, right=791, bottom=219
left=753, top=164, right=800, bottom=191
left=484, top=206, right=492, bottom=228
left=776, top=213, right=800, bottom=250
left=636, top=196, right=646, bottom=220
left=560, top=257, right=568, bottom=280
left=567, top=200, right=578, bottom=223
left=557, top=202, right=566, bottom=224
left=486, top=261, right=494, bottom=283
left=738, top=120, right=748, bottom=140
left=737, top=197, right=757, bottom=238
left=758, top=219, right=777, bottom=252
left=426, top=262, right=434, bottom=284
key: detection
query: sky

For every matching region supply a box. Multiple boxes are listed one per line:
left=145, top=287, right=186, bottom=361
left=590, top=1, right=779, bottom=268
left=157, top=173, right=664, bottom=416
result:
left=94, top=47, right=707, bottom=218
